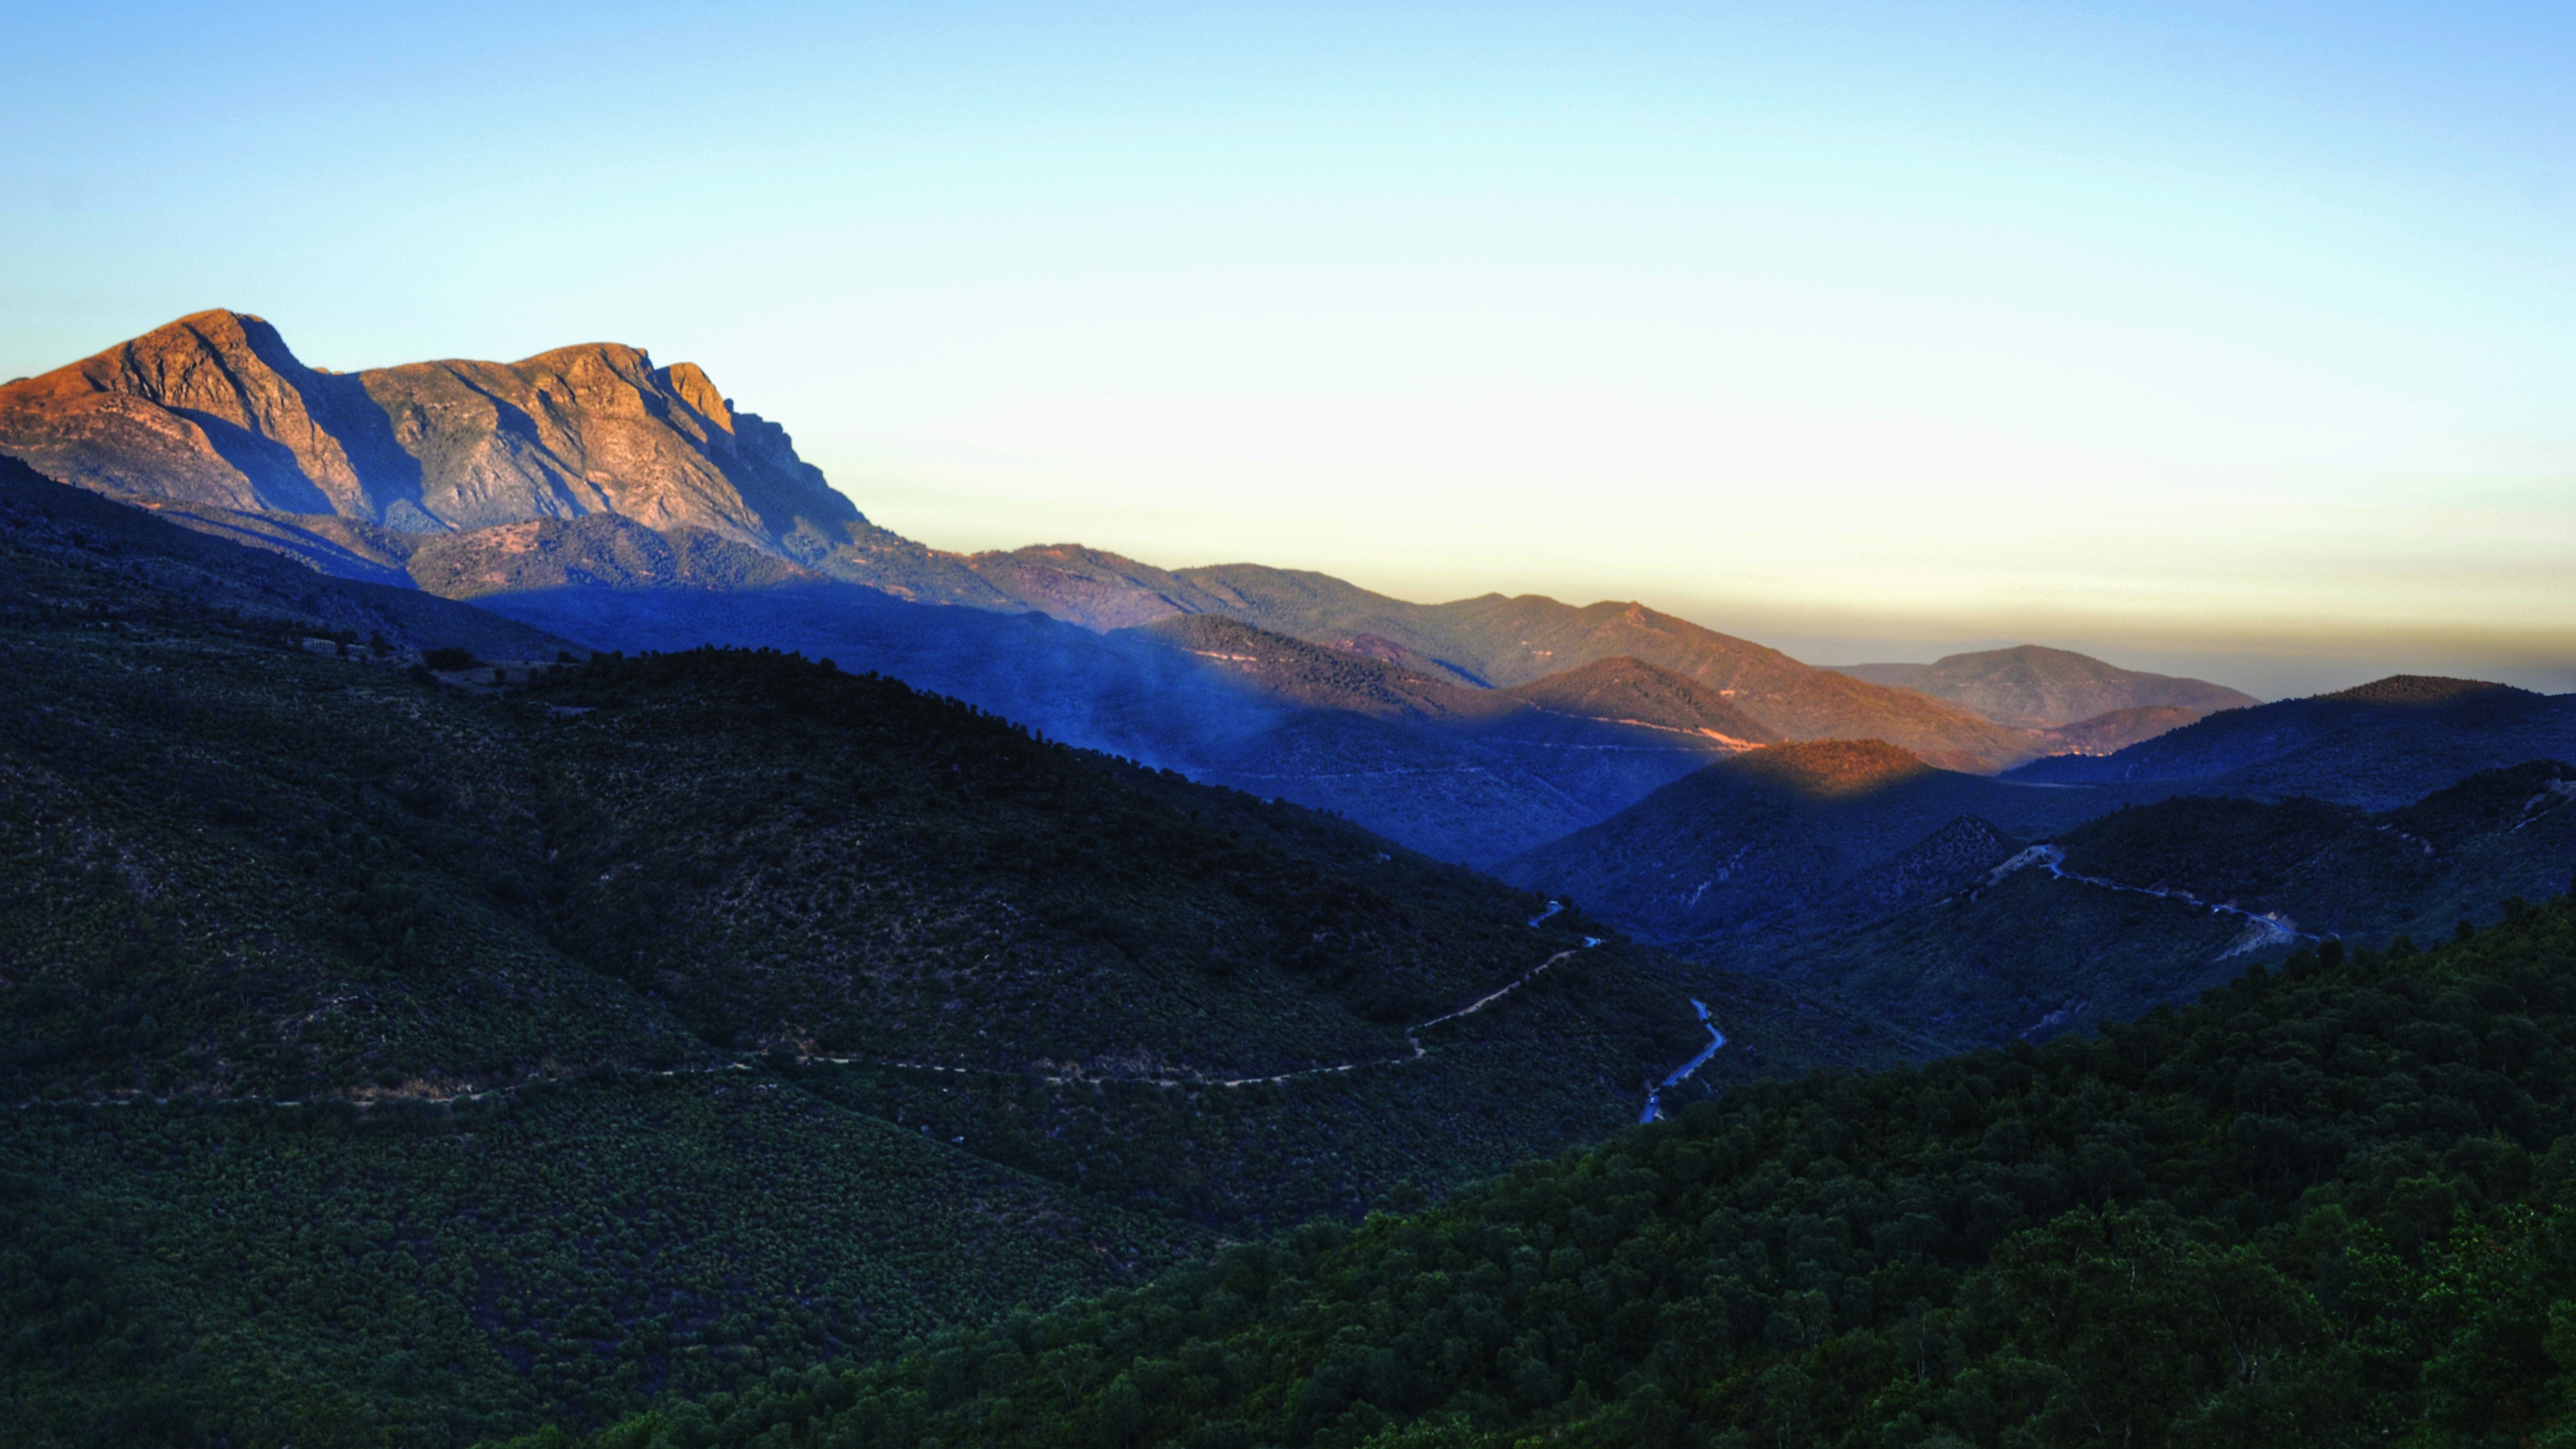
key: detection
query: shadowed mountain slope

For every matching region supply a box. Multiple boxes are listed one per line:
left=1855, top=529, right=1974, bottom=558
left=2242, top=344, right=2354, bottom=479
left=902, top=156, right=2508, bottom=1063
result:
left=1499, top=739, right=2147, bottom=943
left=2032, top=703, right=2208, bottom=756
left=1743, top=759, right=2576, bottom=1053
left=1831, top=643, right=2258, bottom=727
left=0, top=468, right=1886, bottom=1198
left=315, top=566, right=1764, bottom=867
left=1107, top=619, right=1776, bottom=864
left=447, top=527, right=2041, bottom=771
left=2008, top=674, right=2576, bottom=808
left=0, top=457, right=574, bottom=660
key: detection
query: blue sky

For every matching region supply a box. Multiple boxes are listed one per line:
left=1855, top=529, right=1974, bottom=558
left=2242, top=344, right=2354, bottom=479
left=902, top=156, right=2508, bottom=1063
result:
left=4, top=2, right=2571, bottom=693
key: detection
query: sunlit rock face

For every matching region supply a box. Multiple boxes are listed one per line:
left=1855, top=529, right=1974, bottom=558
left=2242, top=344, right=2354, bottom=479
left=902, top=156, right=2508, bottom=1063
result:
left=0, top=309, right=861, bottom=556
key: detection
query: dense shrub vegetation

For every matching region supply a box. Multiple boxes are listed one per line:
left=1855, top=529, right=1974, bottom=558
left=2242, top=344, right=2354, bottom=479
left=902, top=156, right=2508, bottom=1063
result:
left=0, top=478, right=1890, bottom=1443
left=538, top=898, right=2576, bottom=1449
left=9, top=466, right=2570, bottom=1448
left=0, top=1073, right=1207, bottom=1445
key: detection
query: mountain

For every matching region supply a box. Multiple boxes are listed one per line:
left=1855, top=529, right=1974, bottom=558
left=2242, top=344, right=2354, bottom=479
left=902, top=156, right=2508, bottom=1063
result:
left=1743, top=760, right=2576, bottom=1053
left=2007, top=674, right=2576, bottom=808
left=1495, top=654, right=1778, bottom=745
left=1102, top=620, right=1777, bottom=864
left=1, top=314, right=2057, bottom=775
left=0, top=309, right=894, bottom=560
left=392, top=558, right=1747, bottom=865
left=1830, top=643, right=2258, bottom=728
left=1505, top=674, right=2576, bottom=1046
left=1496, top=739, right=2157, bottom=944
left=0, top=477, right=1900, bottom=1442
left=2030, top=702, right=2208, bottom=756
left=557, top=900, right=2576, bottom=1449
left=433, top=530, right=2045, bottom=770
left=1110, top=580, right=2046, bottom=771
left=0, top=455, right=574, bottom=660
left=1126, top=612, right=1527, bottom=727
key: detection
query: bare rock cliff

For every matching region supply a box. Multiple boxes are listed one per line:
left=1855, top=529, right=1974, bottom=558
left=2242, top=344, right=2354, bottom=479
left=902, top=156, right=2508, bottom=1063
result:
left=0, top=310, right=863, bottom=558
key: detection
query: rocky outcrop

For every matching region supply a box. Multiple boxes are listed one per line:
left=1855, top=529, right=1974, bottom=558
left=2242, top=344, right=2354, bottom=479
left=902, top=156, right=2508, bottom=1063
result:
left=0, top=310, right=865, bottom=557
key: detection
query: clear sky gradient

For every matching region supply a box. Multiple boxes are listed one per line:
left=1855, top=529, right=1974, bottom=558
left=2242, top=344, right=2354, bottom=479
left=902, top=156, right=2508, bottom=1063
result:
left=5, top=3, right=2571, bottom=695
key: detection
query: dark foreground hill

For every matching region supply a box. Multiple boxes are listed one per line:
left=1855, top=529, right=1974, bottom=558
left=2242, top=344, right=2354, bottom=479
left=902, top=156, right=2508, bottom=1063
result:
left=2008, top=675, right=2576, bottom=808
left=523, top=890, right=2576, bottom=1449
left=0, top=474, right=1892, bottom=1443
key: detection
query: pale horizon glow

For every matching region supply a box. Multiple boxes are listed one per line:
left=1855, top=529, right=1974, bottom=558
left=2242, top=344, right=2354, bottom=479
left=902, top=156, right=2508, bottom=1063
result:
left=3, top=2, right=2571, bottom=697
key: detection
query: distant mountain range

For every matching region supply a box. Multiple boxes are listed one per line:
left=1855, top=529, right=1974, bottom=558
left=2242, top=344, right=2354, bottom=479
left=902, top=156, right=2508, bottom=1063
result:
left=0, top=311, right=2257, bottom=795
left=1831, top=644, right=2259, bottom=728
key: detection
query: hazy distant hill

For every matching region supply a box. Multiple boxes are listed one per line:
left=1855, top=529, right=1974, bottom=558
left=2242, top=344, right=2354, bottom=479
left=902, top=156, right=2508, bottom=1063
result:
left=2008, top=674, right=2576, bottom=808
left=1140, top=581, right=2049, bottom=769
left=1125, top=617, right=1776, bottom=749
left=1831, top=643, right=2258, bottom=727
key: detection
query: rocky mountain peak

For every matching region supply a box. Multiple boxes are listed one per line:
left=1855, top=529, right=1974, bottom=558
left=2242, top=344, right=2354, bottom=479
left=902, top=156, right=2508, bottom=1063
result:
left=0, top=311, right=861, bottom=557
left=658, top=361, right=735, bottom=431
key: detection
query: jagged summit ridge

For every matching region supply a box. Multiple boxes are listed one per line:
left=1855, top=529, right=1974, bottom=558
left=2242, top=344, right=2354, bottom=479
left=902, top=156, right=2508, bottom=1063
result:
left=0, top=309, right=863, bottom=555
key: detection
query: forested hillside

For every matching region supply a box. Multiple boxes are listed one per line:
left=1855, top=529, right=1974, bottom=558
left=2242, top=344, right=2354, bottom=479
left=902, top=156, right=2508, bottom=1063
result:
left=0, top=468, right=1900, bottom=1445
left=1498, top=741, right=2153, bottom=943
left=1721, top=760, right=2576, bottom=1055
left=535, top=892, right=2576, bottom=1449
left=10, top=333, right=2572, bottom=1449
